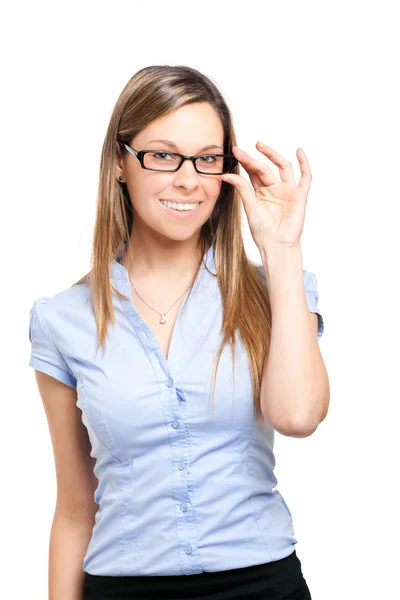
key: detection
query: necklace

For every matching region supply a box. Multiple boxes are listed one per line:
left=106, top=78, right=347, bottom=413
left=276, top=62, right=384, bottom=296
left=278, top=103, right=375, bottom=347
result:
left=127, top=274, right=191, bottom=324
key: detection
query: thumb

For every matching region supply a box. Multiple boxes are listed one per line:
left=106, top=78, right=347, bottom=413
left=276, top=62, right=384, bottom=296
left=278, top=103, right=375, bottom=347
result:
left=220, top=173, right=257, bottom=215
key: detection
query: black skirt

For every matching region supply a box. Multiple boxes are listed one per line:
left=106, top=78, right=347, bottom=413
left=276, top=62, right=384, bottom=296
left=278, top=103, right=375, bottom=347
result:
left=83, top=549, right=312, bottom=599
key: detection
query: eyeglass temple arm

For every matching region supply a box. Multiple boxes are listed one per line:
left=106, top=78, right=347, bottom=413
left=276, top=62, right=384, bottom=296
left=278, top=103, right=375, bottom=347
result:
left=119, top=142, right=138, bottom=158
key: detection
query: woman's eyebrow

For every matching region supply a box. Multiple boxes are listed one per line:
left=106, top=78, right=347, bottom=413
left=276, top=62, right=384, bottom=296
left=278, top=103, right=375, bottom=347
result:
left=146, top=139, right=224, bottom=152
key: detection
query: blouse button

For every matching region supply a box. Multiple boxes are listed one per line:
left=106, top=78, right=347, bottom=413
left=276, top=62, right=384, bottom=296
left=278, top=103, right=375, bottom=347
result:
left=184, top=545, right=192, bottom=555
left=165, top=378, right=173, bottom=387
left=180, top=503, right=187, bottom=512
left=171, top=420, right=180, bottom=429
left=178, top=462, right=185, bottom=471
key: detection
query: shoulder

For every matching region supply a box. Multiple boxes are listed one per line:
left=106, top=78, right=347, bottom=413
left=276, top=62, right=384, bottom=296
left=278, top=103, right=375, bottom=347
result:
left=29, top=282, right=91, bottom=344
left=30, top=282, right=90, bottom=323
left=28, top=283, right=90, bottom=389
left=28, top=282, right=91, bottom=388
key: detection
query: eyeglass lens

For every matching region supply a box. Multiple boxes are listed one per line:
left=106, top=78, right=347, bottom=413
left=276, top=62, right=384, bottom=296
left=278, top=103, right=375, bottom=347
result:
left=143, top=151, right=234, bottom=174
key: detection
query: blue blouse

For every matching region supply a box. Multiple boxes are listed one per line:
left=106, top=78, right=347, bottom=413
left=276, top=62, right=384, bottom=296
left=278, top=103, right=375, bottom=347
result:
left=28, top=244, right=324, bottom=576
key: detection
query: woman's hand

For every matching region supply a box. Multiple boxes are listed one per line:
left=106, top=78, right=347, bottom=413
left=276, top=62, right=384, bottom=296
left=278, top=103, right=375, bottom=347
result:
left=220, top=141, right=312, bottom=249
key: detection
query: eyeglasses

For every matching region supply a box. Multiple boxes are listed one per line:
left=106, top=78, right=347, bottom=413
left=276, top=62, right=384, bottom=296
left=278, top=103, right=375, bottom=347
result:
left=118, top=141, right=238, bottom=175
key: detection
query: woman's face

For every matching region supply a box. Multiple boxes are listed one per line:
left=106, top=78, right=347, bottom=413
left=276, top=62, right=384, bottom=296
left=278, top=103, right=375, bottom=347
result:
left=115, top=102, right=225, bottom=242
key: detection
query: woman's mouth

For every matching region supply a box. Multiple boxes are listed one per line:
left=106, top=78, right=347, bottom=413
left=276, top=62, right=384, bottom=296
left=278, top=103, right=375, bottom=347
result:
left=158, top=199, right=202, bottom=218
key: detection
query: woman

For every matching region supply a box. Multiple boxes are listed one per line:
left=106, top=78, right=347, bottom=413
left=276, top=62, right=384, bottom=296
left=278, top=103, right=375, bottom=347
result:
left=28, top=65, right=328, bottom=599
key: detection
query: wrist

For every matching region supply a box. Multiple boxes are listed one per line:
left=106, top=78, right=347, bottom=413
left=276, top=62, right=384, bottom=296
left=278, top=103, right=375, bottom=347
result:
left=259, top=242, right=302, bottom=262
left=259, top=243, right=303, bottom=289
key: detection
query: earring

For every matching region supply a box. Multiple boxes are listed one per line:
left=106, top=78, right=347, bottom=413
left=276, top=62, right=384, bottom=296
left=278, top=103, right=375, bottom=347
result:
left=118, top=176, right=123, bottom=181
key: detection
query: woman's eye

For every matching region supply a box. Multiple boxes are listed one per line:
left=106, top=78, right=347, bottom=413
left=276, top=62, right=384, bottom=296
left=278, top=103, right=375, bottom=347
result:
left=153, top=152, right=174, bottom=160
left=199, top=155, right=216, bottom=163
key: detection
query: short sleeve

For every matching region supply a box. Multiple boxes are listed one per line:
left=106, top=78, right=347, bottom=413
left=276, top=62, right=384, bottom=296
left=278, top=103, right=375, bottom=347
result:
left=255, top=264, right=324, bottom=341
left=28, top=296, right=77, bottom=389
left=302, top=270, right=324, bottom=341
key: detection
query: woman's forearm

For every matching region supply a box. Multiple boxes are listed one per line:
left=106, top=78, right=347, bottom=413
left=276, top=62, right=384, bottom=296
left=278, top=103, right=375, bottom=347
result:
left=49, top=513, right=94, bottom=600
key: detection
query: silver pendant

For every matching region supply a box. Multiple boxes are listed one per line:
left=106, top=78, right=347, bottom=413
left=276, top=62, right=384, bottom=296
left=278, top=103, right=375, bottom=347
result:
left=160, top=313, right=167, bottom=324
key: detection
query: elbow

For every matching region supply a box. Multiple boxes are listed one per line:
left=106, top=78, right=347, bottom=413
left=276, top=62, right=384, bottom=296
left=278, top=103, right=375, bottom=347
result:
left=268, top=393, right=330, bottom=438
left=274, top=419, right=319, bottom=438
left=262, top=412, right=319, bottom=438
left=262, top=405, right=322, bottom=438
left=282, top=401, right=330, bottom=437
left=286, top=420, right=319, bottom=438
left=261, top=389, right=330, bottom=438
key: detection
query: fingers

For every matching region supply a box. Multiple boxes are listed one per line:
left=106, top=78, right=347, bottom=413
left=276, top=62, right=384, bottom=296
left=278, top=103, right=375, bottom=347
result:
left=255, top=141, right=296, bottom=185
left=296, top=148, right=312, bottom=193
left=227, top=142, right=311, bottom=195
left=232, top=146, right=277, bottom=190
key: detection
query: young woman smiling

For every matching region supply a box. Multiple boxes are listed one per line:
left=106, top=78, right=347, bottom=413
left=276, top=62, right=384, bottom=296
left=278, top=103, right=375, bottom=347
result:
left=29, top=65, right=328, bottom=600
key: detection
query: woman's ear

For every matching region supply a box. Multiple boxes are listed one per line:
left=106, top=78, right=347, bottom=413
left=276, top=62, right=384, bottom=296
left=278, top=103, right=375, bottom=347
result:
left=115, top=142, right=124, bottom=181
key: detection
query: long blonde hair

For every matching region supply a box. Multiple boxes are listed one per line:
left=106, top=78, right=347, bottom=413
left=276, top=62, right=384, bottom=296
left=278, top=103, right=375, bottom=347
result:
left=73, top=65, right=272, bottom=428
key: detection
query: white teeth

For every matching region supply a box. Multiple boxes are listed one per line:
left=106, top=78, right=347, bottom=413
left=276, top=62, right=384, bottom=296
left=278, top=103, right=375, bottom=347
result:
left=160, top=200, right=199, bottom=211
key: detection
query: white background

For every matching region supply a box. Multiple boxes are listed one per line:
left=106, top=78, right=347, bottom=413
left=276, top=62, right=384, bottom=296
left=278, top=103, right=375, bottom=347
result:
left=2, top=1, right=399, bottom=597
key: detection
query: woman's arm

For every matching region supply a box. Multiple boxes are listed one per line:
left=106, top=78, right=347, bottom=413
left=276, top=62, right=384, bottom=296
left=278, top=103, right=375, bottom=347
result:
left=260, top=243, right=330, bottom=436
left=49, top=514, right=94, bottom=600
left=34, top=370, right=98, bottom=600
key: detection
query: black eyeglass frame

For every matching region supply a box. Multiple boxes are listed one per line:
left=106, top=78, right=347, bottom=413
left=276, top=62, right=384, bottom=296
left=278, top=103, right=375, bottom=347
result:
left=118, top=141, right=238, bottom=175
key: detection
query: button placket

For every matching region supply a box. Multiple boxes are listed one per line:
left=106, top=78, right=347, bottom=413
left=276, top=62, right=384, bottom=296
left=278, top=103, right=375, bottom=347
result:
left=163, top=388, right=200, bottom=574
